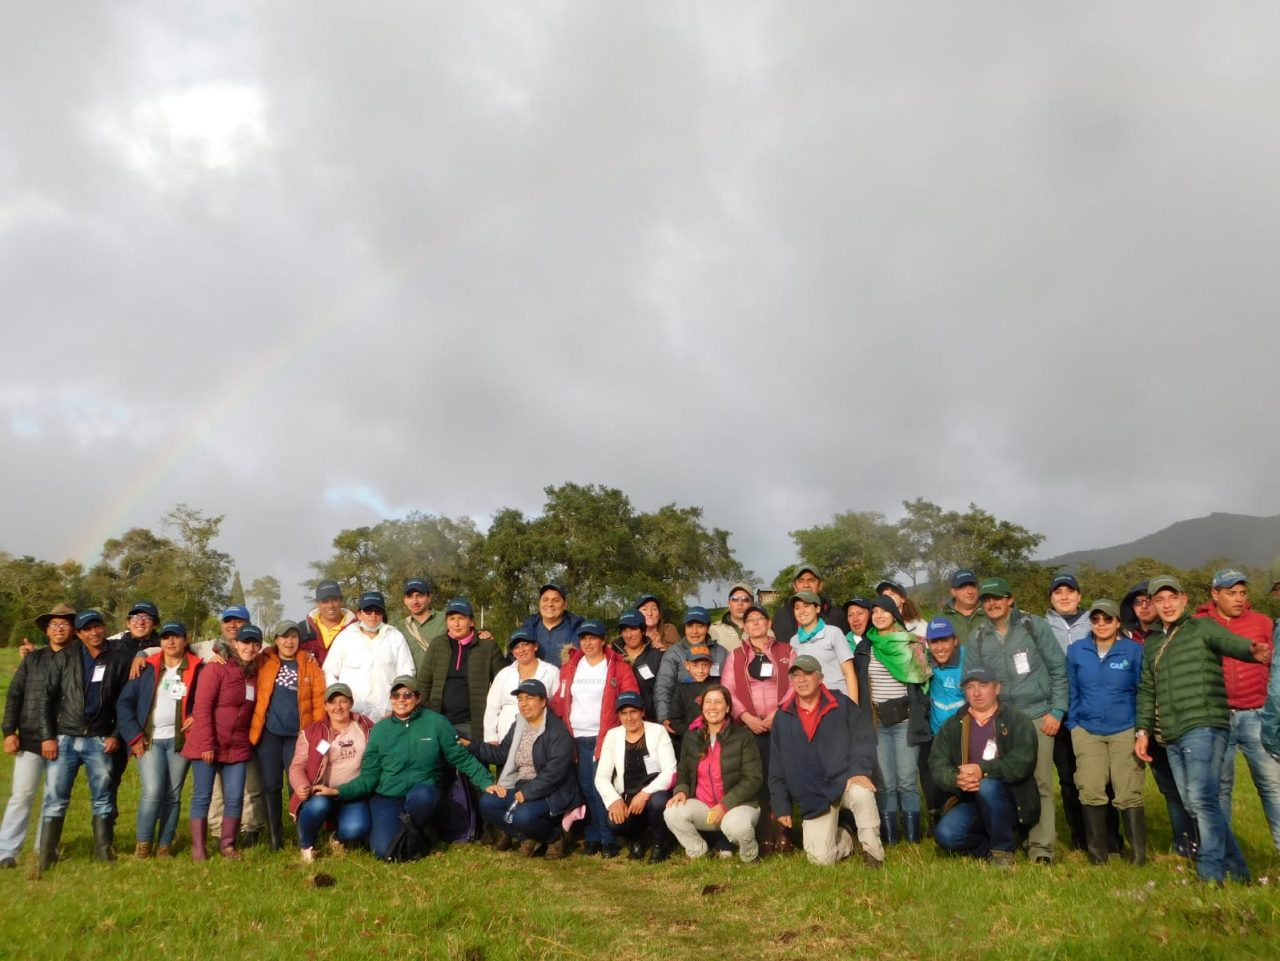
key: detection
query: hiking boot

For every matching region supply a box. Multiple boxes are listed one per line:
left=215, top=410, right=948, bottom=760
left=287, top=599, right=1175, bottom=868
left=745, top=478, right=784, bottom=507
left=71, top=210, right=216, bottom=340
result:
left=133, top=842, right=152, bottom=859
left=582, top=841, right=601, bottom=856
left=154, top=845, right=172, bottom=859
left=650, top=839, right=674, bottom=864
left=494, top=832, right=513, bottom=852
left=860, top=844, right=885, bottom=870
left=544, top=831, right=568, bottom=860
left=518, top=839, right=540, bottom=857
left=628, top=840, right=646, bottom=860
left=991, top=850, right=1016, bottom=869
left=601, top=844, right=620, bottom=859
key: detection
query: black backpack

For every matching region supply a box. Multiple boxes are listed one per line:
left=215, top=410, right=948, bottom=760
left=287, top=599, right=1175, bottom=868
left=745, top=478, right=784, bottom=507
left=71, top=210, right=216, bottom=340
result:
left=383, top=812, right=431, bottom=863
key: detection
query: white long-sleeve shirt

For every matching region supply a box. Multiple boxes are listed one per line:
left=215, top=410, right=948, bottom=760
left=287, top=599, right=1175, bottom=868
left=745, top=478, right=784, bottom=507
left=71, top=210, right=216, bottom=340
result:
left=483, top=659, right=562, bottom=743
left=322, top=622, right=415, bottom=720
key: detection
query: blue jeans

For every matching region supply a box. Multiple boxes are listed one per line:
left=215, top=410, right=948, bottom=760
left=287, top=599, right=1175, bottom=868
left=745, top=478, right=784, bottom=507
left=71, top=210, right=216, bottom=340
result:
left=189, top=760, right=247, bottom=820
left=875, top=720, right=921, bottom=815
left=1220, top=708, right=1280, bottom=852
left=575, top=737, right=615, bottom=846
left=934, top=778, right=1017, bottom=858
left=0, top=750, right=45, bottom=858
left=1148, top=739, right=1196, bottom=853
left=295, top=794, right=372, bottom=849
left=1167, top=727, right=1250, bottom=883
left=478, top=792, right=558, bottom=843
left=368, top=784, right=441, bottom=860
left=135, top=739, right=190, bottom=846
left=42, top=736, right=115, bottom=817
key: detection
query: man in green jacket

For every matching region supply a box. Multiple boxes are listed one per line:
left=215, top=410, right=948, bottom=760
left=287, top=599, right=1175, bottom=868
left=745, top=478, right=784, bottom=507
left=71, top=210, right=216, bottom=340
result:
left=929, top=667, right=1039, bottom=867
left=969, top=576, right=1067, bottom=864
left=941, top=570, right=985, bottom=646
left=398, top=577, right=448, bottom=677
left=318, top=676, right=493, bottom=860
left=1135, top=575, right=1270, bottom=885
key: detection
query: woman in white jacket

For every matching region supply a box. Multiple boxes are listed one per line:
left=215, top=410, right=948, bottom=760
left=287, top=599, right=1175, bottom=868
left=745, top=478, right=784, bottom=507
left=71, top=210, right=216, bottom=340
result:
left=483, top=629, right=561, bottom=744
left=322, top=591, right=415, bottom=720
left=594, top=691, right=678, bottom=862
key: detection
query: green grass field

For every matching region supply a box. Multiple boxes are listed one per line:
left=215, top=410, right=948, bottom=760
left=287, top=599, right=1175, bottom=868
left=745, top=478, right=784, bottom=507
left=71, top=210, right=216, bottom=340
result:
left=1, top=647, right=1278, bottom=961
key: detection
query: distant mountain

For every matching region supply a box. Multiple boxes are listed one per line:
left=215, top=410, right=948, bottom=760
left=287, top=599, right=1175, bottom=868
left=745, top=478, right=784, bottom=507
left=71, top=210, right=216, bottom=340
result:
left=1044, top=512, right=1280, bottom=571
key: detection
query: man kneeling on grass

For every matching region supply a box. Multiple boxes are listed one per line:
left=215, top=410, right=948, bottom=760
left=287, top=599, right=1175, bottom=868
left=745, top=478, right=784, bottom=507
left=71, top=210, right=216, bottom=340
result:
left=768, top=655, right=884, bottom=867
left=928, top=667, right=1039, bottom=867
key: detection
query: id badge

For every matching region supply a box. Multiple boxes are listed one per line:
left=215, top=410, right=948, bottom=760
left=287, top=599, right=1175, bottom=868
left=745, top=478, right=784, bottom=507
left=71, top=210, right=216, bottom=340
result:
left=1013, top=651, right=1031, bottom=675
left=982, top=738, right=998, bottom=761
left=245, top=684, right=256, bottom=702
left=759, top=661, right=774, bottom=678
left=710, top=664, right=721, bottom=677
left=643, top=754, right=659, bottom=774
left=637, top=664, right=655, bottom=680
left=317, top=739, right=331, bottom=755
left=91, top=664, right=106, bottom=683
left=170, top=681, right=187, bottom=700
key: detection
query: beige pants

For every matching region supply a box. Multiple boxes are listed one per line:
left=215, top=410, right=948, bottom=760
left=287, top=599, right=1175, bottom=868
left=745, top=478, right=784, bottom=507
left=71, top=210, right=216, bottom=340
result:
left=1029, top=721, right=1057, bottom=861
left=1071, top=726, right=1145, bottom=809
left=801, top=782, right=884, bottom=865
left=663, top=799, right=760, bottom=862
left=207, top=755, right=265, bottom=836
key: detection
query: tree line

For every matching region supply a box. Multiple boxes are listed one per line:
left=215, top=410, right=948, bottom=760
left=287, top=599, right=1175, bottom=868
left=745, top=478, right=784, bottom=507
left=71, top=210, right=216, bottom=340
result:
left=2, top=485, right=1276, bottom=646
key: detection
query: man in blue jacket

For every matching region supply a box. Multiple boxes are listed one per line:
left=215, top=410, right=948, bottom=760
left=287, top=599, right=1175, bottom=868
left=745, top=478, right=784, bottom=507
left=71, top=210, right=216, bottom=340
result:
left=769, top=655, right=883, bottom=867
left=518, top=582, right=584, bottom=667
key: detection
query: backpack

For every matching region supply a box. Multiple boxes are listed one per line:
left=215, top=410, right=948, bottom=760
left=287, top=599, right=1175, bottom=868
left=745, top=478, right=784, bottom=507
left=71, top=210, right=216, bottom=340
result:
left=383, top=811, right=431, bottom=863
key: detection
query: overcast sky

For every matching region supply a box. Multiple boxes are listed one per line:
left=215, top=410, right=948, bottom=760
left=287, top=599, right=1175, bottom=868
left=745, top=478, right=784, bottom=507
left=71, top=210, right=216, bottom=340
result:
left=3, top=3, right=1278, bottom=610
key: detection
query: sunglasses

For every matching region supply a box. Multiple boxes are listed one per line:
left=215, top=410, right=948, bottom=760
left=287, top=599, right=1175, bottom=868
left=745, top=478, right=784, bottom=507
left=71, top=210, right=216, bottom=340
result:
left=389, top=690, right=417, bottom=700
left=1089, top=613, right=1117, bottom=623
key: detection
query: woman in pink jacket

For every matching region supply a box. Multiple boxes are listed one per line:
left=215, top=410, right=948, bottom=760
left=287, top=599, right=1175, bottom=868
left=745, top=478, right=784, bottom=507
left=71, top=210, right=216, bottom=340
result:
left=721, top=604, right=794, bottom=854
left=182, top=624, right=262, bottom=860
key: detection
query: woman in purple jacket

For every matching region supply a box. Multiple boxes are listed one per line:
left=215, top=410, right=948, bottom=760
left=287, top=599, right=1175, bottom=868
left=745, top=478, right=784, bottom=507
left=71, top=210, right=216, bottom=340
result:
left=182, top=624, right=262, bottom=860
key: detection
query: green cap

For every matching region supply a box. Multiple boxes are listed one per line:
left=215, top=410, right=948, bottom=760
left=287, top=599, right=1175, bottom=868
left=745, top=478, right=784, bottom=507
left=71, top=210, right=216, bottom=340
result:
left=789, top=654, right=823, bottom=674
left=978, top=577, right=1012, bottom=599
left=1147, top=575, right=1184, bottom=596
left=272, top=619, right=300, bottom=638
left=790, top=590, right=822, bottom=606
left=1087, top=599, right=1121, bottom=620
left=390, top=674, right=419, bottom=693
left=325, top=683, right=353, bottom=702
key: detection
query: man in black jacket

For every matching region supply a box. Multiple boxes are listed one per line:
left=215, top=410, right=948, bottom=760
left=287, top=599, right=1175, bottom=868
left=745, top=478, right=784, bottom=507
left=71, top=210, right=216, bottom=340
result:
left=769, top=565, right=850, bottom=644
left=38, top=610, right=133, bottom=868
left=0, top=603, right=76, bottom=867
left=769, top=655, right=883, bottom=867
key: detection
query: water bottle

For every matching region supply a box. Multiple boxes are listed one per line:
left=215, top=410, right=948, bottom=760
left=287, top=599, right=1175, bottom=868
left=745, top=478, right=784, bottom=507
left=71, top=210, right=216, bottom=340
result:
left=504, top=798, right=518, bottom=824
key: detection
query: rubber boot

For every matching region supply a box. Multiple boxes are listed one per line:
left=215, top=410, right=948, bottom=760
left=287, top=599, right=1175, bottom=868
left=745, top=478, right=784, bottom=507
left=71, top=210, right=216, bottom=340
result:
left=220, top=816, right=242, bottom=860
left=902, top=812, right=922, bottom=844
left=1122, top=807, right=1147, bottom=867
left=880, top=814, right=900, bottom=846
left=92, top=815, right=116, bottom=862
left=265, top=793, right=284, bottom=852
left=38, top=817, right=65, bottom=872
left=1082, top=804, right=1110, bottom=865
left=189, top=818, right=209, bottom=861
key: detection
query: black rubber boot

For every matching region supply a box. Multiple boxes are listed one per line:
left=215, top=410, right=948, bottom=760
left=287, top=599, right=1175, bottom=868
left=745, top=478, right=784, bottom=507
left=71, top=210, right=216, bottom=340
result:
left=1082, top=805, right=1110, bottom=865
left=1122, top=807, right=1147, bottom=867
left=880, top=814, right=900, bottom=846
left=92, top=815, right=117, bottom=862
left=38, top=817, right=65, bottom=872
left=902, top=812, right=922, bottom=843
left=265, top=793, right=284, bottom=852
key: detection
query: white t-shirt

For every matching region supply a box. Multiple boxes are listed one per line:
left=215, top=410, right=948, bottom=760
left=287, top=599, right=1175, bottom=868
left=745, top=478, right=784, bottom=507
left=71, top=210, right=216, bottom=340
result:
left=569, top=657, right=609, bottom=739
left=153, top=663, right=183, bottom=740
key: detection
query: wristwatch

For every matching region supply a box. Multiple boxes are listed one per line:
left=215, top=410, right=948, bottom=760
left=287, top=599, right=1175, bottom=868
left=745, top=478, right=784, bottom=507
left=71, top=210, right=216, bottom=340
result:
left=1134, top=729, right=1148, bottom=739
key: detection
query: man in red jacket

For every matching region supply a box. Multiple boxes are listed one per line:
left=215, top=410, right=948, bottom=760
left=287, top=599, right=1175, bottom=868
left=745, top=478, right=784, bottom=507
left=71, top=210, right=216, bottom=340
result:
left=1196, top=568, right=1280, bottom=851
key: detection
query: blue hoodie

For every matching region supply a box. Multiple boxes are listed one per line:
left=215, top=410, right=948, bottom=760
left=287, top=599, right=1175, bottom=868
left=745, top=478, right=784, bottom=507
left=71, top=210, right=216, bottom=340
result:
left=927, top=646, right=967, bottom=735
left=1066, top=634, right=1143, bottom=735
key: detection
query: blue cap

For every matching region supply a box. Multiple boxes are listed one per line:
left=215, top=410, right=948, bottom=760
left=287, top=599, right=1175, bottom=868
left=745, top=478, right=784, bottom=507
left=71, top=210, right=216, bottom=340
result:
left=1212, top=568, right=1248, bottom=589
left=74, top=610, right=105, bottom=630
left=539, top=582, right=568, bottom=598
left=507, top=627, right=536, bottom=650
left=445, top=597, right=474, bottom=618
left=950, top=569, right=978, bottom=589
left=926, top=617, right=957, bottom=641
left=357, top=591, right=386, bottom=613
left=842, top=596, right=873, bottom=611
left=315, top=579, right=343, bottom=601
left=511, top=678, right=548, bottom=699
left=615, top=691, right=644, bottom=713
left=235, top=624, right=264, bottom=643
left=1051, top=573, right=1080, bottom=593
left=128, top=600, right=160, bottom=620
left=683, top=606, right=711, bottom=626
left=876, top=579, right=907, bottom=596
left=617, top=610, right=645, bottom=630
left=220, top=605, right=251, bottom=622
left=403, top=577, right=432, bottom=595
left=159, top=620, right=188, bottom=638
left=961, top=666, right=997, bottom=685
left=635, top=593, right=660, bottom=609
left=576, top=619, right=607, bottom=638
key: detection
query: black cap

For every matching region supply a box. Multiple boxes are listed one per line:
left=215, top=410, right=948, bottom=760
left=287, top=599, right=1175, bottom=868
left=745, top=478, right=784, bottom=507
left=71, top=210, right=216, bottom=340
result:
left=511, top=679, right=548, bottom=699
left=315, top=579, right=342, bottom=602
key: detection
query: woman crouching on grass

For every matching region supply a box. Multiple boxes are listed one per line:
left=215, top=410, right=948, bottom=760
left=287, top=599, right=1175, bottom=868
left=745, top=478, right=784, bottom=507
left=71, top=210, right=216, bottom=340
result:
left=183, top=623, right=263, bottom=860
left=467, top=678, right=580, bottom=858
left=594, top=690, right=678, bottom=862
left=289, top=682, right=375, bottom=863
left=664, top=685, right=764, bottom=863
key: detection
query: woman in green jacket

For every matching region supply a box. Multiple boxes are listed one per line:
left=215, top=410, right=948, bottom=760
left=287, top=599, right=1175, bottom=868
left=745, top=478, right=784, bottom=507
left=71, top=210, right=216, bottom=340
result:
left=316, top=675, right=493, bottom=860
left=663, top=685, right=763, bottom=862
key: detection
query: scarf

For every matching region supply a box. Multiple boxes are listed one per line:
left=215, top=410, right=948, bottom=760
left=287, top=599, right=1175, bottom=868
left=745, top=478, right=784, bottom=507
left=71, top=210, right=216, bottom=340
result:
left=795, top=618, right=827, bottom=644
left=867, top=627, right=931, bottom=690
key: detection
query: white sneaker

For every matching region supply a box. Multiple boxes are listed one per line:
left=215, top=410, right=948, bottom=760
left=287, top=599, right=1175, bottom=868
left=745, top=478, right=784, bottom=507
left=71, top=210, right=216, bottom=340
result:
left=300, top=847, right=316, bottom=864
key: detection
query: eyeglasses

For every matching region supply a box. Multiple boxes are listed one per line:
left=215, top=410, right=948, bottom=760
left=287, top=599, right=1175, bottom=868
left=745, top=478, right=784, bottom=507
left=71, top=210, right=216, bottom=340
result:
left=729, top=595, right=752, bottom=603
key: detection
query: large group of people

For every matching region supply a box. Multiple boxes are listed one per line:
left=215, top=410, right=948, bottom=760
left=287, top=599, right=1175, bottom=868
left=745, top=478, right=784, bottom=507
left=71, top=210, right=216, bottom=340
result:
left=4, top=564, right=1280, bottom=886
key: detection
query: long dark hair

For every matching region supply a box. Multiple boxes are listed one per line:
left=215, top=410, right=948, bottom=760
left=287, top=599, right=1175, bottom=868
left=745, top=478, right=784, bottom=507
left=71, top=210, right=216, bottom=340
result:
left=697, top=684, right=734, bottom=746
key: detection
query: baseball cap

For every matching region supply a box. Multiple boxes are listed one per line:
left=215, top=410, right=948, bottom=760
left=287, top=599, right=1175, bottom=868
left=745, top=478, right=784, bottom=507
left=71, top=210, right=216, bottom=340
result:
left=617, top=610, right=645, bottom=630
left=1050, top=574, right=1080, bottom=593
left=978, top=577, right=1012, bottom=599
left=390, top=675, right=418, bottom=693
left=325, top=683, right=353, bottom=702
left=357, top=591, right=386, bottom=613
left=1087, top=599, right=1121, bottom=620
left=1147, top=575, right=1184, bottom=596
left=842, top=597, right=873, bottom=612
left=315, top=579, right=343, bottom=602
left=876, top=579, right=907, bottom=596
left=576, top=619, right=607, bottom=638
left=794, top=564, right=822, bottom=580
left=511, top=678, right=548, bottom=699
left=507, top=627, right=537, bottom=650
left=790, top=590, right=821, bottom=606
left=686, top=645, right=713, bottom=662
left=273, top=619, right=301, bottom=638
left=789, top=654, right=823, bottom=675
left=1212, top=568, right=1248, bottom=590
left=403, top=577, right=433, bottom=595
left=159, top=620, right=187, bottom=638
left=961, top=667, right=997, bottom=685
left=925, top=617, right=957, bottom=641
left=539, top=582, right=568, bottom=599
left=683, top=606, right=711, bottom=626
left=74, top=610, right=105, bottom=630
left=128, top=600, right=160, bottom=620
left=445, top=598, right=474, bottom=617
left=235, top=624, right=264, bottom=643
left=615, top=691, right=644, bottom=712
left=220, top=605, right=251, bottom=622
left=950, top=569, right=978, bottom=588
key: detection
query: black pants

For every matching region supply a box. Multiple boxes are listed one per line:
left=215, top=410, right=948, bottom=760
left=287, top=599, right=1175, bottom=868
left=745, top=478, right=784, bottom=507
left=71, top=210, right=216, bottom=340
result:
left=611, top=790, right=673, bottom=844
left=255, top=731, right=297, bottom=796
